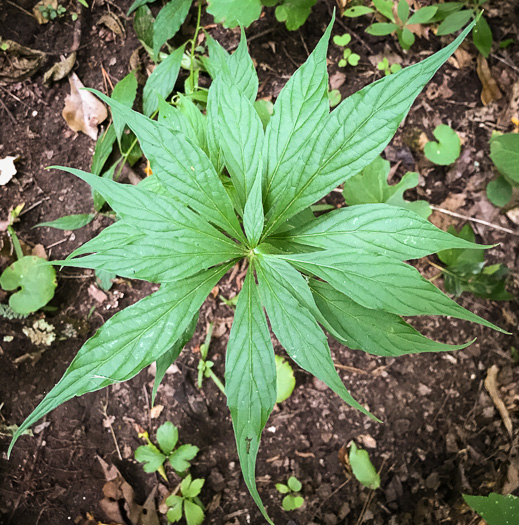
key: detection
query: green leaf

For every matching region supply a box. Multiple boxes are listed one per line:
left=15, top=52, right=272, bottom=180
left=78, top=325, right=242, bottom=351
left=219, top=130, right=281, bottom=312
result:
left=96, top=269, right=115, bottom=291
left=156, top=421, right=178, bottom=455
left=490, top=133, right=519, bottom=183
left=463, top=493, right=519, bottom=525
left=373, top=0, right=394, bottom=21
left=135, top=443, right=167, bottom=472
left=253, top=99, right=274, bottom=130
left=287, top=476, right=302, bottom=492
left=134, top=5, right=154, bottom=50
left=128, top=0, right=155, bottom=16
left=292, top=496, right=304, bottom=509
left=83, top=91, right=246, bottom=243
left=343, top=6, right=374, bottom=17
left=184, top=500, right=204, bottom=525
left=177, top=94, right=208, bottom=152
left=429, top=2, right=464, bottom=23
left=9, top=263, right=233, bottom=453
left=398, top=27, right=415, bottom=49
left=35, top=213, right=95, bottom=230
left=169, top=443, right=199, bottom=473
left=310, top=279, right=473, bottom=356
left=153, top=0, right=193, bottom=59
left=282, top=494, right=297, bottom=510
left=366, top=22, right=398, bottom=36
left=182, top=476, right=204, bottom=498
left=244, top=174, right=264, bottom=246
left=328, top=89, right=341, bottom=108
left=274, top=0, right=317, bottom=31
left=166, top=495, right=184, bottom=522
left=349, top=441, right=380, bottom=490
left=225, top=268, right=277, bottom=525
left=276, top=483, right=290, bottom=494
left=487, top=176, right=512, bottom=208
left=437, top=9, right=474, bottom=35
left=278, top=250, right=504, bottom=332
left=275, top=355, right=295, bottom=403
left=275, top=203, right=482, bottom=261
left=152, top=312, right=198, bottom=404
left=256, top=256, right=376, bottom=420
left=424, top=124, right=461, bottom=165
left=342, top=156, right=431, bottom=218
left=263, top=19, right=332, bottom=214
left=333, top=33, right=351, bottom=47
left=397, top=0, right=409, bottom=24
left=112, top=72, right=138, bottom=142
left=91, top=125, right=116, bottom=176
left=207, top=0, right=262, bottom=28
left=263, top=20, right=476, bottom=237
left=406, top=5, right=437, bottom=25
left=143, top=45, right=185, bottom=117
left=1, top=256, right=56, bottom=315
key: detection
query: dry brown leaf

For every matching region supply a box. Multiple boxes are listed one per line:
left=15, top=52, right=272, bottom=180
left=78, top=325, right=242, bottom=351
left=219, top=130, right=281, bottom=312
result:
left=63, top=73, right=108, bottom=140
left=33, top=0, right=58, bottom=24
left=0, top=41, right=46, bottom=84
left=505, top=207, right=519, bottom=225
left=150, top=404, right=164, bottom=419
left=0, top=156, right=19, bottom=186
left=452, top=46, right=473, bottom=69
left=484, top=365, right=513, bottom=437
left=330, top=71, right=346, bottom=91
left=31, top=244, right=48, bottom=260
left=44, top=53, right=76, bottom=85
left=97, top=13, right=126, bottom=39
left=88, top=284, right=108, bottom=304
left=477, top=55, right=503, bottom=106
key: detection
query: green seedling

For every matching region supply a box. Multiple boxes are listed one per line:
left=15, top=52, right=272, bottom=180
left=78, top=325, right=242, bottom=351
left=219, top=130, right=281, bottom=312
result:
left=328, top=88, right=341, bottom=108
left=486, top=132, right=519, bottom=207
left=135, top=421, right=199, bottom=481
left=0, top=205, right=56, bottom=315
left=345, top=0, right=438, bottom=50
left=197, top=323, right=226, bottom=394
left=343, top=155, right=431, bottom=219
left=434, top=1, right=492, bottom=57
left=377, top=57, right=402, bottom=76
left=424, top=124, right=461, bottom=166
left=39, top=3, right=66, bottom=20
left=10, top=18, right=506, bottom=525
left=275, top=355, right=295, bottom=403
left=276, top=476, right=304, bottom=511
left=349, top=441, right=380, bottom=490
left=434, top=224, right=512, bottom=301
left=463, top=493, right=519, bottom=525
left=220, top=293, right=239, bottom=307
left=333, top=33, right=360, bottom=67
left=166, top=474, right=205, bottom=525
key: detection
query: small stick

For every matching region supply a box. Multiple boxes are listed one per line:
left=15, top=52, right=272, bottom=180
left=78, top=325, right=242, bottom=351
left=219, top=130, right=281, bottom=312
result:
left=334, top=362, right=368, bottom=375
left=19, top=197, right=51, bottom=216
left=6, top=0, right=38, bottom=20
left=430, top=205, right=518, bottom=236
left=0, top=97, right=16, bottom=125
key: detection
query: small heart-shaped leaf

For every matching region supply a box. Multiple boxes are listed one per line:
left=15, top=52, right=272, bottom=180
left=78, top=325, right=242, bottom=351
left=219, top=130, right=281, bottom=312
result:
left=333, top=33, right=351, bottom=47
left=424, top=124, right=461, bottom=166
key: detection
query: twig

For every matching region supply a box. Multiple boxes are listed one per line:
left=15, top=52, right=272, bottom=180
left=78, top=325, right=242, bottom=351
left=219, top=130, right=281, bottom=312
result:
left=490, top=53, right=519, bottom=74
left=0, top=97, right=16, bottom=125
left=101, top=395, right=122, bottom=460
left=19, top=197, right=51, bottom=216
left=430, top=205, right=518, bottom=236
left=310, top=479, right=350, bottom=521
left=298, top=29, right=310, bottom=57
left=45, top=237, right=69, bottom=250
left=6, top=0, right=38, bottom=20
left=334, top=362, right=368, bottom=375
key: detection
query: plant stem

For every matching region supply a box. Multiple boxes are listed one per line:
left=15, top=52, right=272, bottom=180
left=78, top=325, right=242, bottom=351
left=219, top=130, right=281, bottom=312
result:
left=7, top=226, right=24, bottom=261
left=207, top=369, right=225, bottom=395
left=190, top=1, right=203, bottom=86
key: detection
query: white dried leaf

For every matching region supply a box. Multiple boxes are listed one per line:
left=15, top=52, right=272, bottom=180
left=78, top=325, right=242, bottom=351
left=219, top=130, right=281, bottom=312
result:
left=0, top=156, right=19, bottom=185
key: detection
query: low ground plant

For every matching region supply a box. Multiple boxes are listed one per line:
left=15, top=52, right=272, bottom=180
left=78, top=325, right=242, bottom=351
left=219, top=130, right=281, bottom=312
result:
left=9, top=16, right=506, bottom=523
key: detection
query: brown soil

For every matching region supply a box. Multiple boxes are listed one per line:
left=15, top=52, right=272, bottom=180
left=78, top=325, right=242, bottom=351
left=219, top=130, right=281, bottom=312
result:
left=1, top=1, right=518, bottom=524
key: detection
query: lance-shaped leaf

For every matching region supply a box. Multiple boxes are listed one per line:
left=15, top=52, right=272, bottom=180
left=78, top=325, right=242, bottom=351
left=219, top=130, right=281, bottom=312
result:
left=87, top=90, right=246, bottom=243
left=280, top=250, right=505, bottom=332
left=263, top=21, right=476, bottom=236
left=263, top=19, right=332, bottom=212
left=111, top=71, right=138, bottom=142
left=153, top=0, right=192, bottom=59
left=9, top=263, right=233, bottom=454
left=310, top=279, right=473, bottom=356
left=243, top=175, right=264, bottom=246
left=209, top=75, right=264, bottom=209
left=225, top=267, right=276, bottom=525
left=255, top=256, right=376, bottom=420
left=271, top=203, right=489, bottom=261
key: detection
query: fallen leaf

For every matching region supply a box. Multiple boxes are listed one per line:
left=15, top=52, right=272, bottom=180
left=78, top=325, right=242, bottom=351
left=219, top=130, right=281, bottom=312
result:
left=477, top=55, right=503, bottom=106
left=0, top=41, right=46, bottom=84
left=33, top=0, right=58, bottom=24
left=0, top=156, right=19, bottom=186
left=97, top=13, right=126, bottom=39
left=484, top=365, right=513, bottom=437
left=88, top=284, right=108, bottom=304
left=62, top=73, right=108, bottom=140
left=329, top=71, right=346, bottom=91
left=505, top=207, right=519, bottom=225
left=452, top=46, right=473, bottom=69
left=31, top=244, right=48, bottom=260
left=44, top=53, right=76, bottom=85
left=150, top=404, right=164, bottom=419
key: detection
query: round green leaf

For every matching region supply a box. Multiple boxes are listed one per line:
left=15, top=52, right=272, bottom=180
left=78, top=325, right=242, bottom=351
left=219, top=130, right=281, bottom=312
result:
left=486, top=176, right=512, bottom=208
left=328, top=89, right=341, bottom=108
left=1, top=256, right=56, bottom=315
left=292, top=496, right=304, bottom=509
left=282, top=494, right=297, bottom=511
left=275, top=355, right=296, bottom=403
left=348, top=53, right=360, bottom=66
left=333, top=33, right=351, bottom=47
left=275, top=483, right=290, bottom=494
left=424, top=124, right=461, bottom=165
left=490, top=133, right=519, bottom=182
left=287, top=476, right=302, bottom=492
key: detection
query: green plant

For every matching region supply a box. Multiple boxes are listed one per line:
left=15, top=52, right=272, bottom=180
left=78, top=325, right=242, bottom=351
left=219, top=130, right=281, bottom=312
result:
left=275, top=355, right=295, bottom=403
left=196, top=322, right=226, bottom=394
left=433, top=0, right=492, bottom=57
left=486, top=132, right=519, bottom=208
left=349, top=441, right=380, bottom=489
left=344, top=0, right=438, bottom=50
left=275, top=476, right=304, bottom=511
left=135, top=421, right=199, bottom=480
left=433, top=224, right=512, bottom=300
left=333, top=33, right=360, bottom=67
left=377, top=56, right=402, bottom=76
left=424, top=124, right=461, bottom=166
left=39, top=3, right=66, bottom=20
left=1, top=205, right=56, bottom=315
left=166, top=474, right=206, bottom=524
left=463, top=493, right=519, bottom=524
left=10, top=18, right=506, bottom=524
